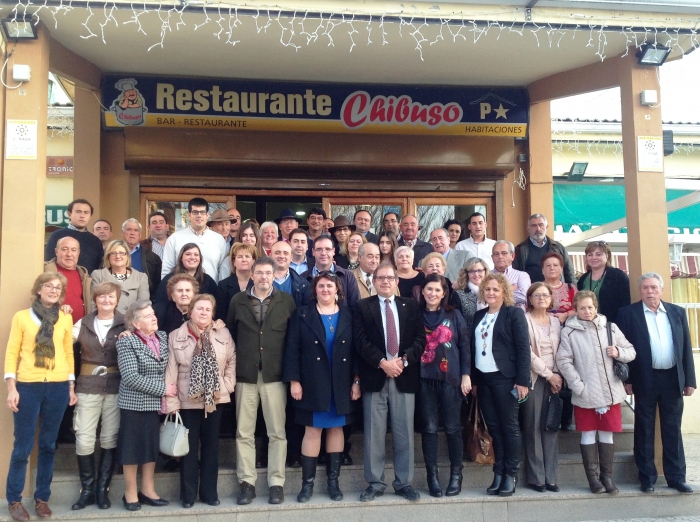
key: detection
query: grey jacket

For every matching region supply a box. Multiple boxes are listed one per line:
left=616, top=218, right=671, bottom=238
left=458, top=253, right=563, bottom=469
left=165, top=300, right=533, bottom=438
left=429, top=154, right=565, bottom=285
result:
left=556, top=315, right=635, bottom=409
left=91, top=268, right=150, bottom=315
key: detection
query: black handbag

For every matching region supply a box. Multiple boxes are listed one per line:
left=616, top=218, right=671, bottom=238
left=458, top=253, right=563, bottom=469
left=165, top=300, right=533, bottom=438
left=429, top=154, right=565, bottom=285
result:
left=544, top=392, right=564, bottom=432
left=606, top=322, right=629, bottom=382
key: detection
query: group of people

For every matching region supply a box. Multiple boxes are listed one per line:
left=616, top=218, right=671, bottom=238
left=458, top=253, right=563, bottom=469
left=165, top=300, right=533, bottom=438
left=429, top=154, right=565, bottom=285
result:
left=3, top=197, right=696, bottom=521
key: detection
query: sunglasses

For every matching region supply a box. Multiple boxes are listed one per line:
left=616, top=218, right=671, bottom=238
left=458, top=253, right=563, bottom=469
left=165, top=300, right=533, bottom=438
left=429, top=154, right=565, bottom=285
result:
left=317, top=270, right=339, bottom=279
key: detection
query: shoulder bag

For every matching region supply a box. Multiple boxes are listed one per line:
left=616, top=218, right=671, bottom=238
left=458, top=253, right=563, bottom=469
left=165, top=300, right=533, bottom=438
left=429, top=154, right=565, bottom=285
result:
left=606, top=322, right=629, bottom=382
left=160, top=412, right=190, bottom=457
left=463, top=393, right=495, bottom=465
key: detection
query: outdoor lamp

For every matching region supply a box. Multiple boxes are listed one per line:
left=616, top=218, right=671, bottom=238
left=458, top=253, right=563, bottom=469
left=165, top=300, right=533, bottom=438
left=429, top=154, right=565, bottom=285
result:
left=637, top=45, right=671, bottom=66
left=1, top=19, right=38, bottom=40
left=669, top=238, right=684, bottom=265
left=566, top=162, right=588, bottom=182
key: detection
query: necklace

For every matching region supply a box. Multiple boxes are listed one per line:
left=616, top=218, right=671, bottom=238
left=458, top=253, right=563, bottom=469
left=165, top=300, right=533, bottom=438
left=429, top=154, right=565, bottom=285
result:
left=480, top=312, right=499, bottom=356
left=317, top=304, right=338, bottom=333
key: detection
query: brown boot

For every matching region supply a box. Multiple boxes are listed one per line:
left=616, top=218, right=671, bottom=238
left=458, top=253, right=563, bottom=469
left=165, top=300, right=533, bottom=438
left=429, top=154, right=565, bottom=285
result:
left=8, top=502, right=29, bottom=522
left=598, top=442, right=619, bottom=495
left=580, top=444, right=606, bottom=494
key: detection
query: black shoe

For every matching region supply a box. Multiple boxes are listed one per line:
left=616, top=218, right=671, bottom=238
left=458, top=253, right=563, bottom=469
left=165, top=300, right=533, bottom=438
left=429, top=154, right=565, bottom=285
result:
left=668, top=481, right=693, bottom=493
left=137, top=492, right=169, bottom=506
left=341, top=452, right=353, bottom=466
left=640, top=482, right=655, bottom=493
left=395, top=485, right=420, bottom=501
left=487, top=474, right=504, bottom=495
left=122, top=495, right=140, bottom=511
left=445, top=466, right=462, bottom=497
left=359, top=486, right=384, bottom=502
left=499, top=476, right=517, bottom=497
left=527, top=483, right=546, bottom=493
left=426, top=465, right=442, bottom=498
left=268, top=486, right=284, bottom=504
left=182, top=501, right=193, bottom=508
left=545, top=483, right=560, bottom=492
left=206, top=499, right=220, bottom=506
left=71, top=454, right=96, bottom=510
left=237, top=482, right=256, bottom=505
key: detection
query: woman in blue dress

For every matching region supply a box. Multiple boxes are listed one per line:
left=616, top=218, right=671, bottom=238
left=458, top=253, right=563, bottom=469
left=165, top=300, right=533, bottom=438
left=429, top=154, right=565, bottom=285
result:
left=283, top=271, right=360, bottom=503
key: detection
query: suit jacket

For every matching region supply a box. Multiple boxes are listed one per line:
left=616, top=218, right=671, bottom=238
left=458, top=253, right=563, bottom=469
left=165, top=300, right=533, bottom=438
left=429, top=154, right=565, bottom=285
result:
left=301, top=263, right=361, bottom=310
left=445, top=249, right=470, bottom=282
left=616, top=301, right=697, bottom=394
left=353, top=295, right=426, bottom=394
left=398, top=238, right=434, bottom=268
left=216, top=275, right=253, bottom=321
left=364, top=232, right=379, bottom=245
left=471, top=305, right=531, bottom=388
left=283, top=304, right=357, bottom=415
left=352, top=267, right=400, bottom=300
left=139, top=239, right=163, bottom=300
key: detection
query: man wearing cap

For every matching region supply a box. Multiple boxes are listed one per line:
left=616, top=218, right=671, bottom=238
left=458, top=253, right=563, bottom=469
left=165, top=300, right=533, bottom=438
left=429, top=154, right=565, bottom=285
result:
left=329, top=216, right=355, bottom=255
left=354, top=209, right=379, bottom=245
left=275, top=208, right=299, bottom=243
left=209, top=209, right=233, bottom=250
left=227, top=208, right=242, bottom=245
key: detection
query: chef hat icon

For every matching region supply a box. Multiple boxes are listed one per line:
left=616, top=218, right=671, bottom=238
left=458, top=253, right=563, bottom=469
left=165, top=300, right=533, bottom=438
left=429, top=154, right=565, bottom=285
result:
left=115, top=78, right=138, bottom=91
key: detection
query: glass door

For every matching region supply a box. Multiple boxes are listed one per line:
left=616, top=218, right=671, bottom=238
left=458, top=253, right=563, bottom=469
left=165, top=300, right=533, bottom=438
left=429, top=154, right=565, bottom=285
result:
left=324, top=197, right=408, bottom=235
left=410, top=197, right=493, bottom=242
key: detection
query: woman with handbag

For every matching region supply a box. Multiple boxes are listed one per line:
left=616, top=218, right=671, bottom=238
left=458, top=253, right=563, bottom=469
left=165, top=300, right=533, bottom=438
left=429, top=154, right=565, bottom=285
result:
left=165, top=293, right=236, bottom=508
left=522, top=282, right=562, bottom=493
left=556, top=290, right=635, bottom=495
left=418, top=274, right=471, bottom=497
left=471, top=273, right=530, bottom=497
left=117, top=300, right=177, bottom=511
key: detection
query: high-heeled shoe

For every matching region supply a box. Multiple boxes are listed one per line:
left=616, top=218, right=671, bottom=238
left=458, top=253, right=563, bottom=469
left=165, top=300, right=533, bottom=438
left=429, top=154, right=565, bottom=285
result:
left=137, top=492, right=169, bottom=507
left=487, top=474, right=504, bottom=495
left=122, top=495, right=141, bottom=511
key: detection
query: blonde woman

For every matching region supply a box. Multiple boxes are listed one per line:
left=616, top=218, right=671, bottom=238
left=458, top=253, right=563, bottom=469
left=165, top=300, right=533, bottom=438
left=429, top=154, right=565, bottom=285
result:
left=92, top=240, right=150, bottom=314
left=336, top=231, right=366, bottom=270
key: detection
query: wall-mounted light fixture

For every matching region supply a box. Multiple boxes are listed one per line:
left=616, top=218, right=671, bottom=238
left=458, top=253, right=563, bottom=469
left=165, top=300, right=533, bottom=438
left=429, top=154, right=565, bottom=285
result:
left=0, top=19, right=38, bottom=41
left=637, top=44, right=671, bottom=66
left=566, top=162, right=588, bottom=182
left=669, top=237, right=684, bottom=264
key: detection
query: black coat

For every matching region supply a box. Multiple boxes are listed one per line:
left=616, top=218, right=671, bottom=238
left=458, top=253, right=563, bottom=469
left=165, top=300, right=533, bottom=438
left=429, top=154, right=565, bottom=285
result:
left=353, top=295, right=426, bottom=394
left=616, top=301, right=697, bottom=394
left=471, top=305, right=531, bottom=388
left=364, top=232, right=379, bottom=245
left=283, top=304, right=357, bottom=415
left=301, top=262, right=361, bottom=310
left=154, top=272, right=218, bottom=311
left=398, top=238, right=434, bottom=268
left=216, top=275, right=253, bottom=321
left=577, top=266, right=630, bottom=324
left=139, top=239, right=163, bottom=300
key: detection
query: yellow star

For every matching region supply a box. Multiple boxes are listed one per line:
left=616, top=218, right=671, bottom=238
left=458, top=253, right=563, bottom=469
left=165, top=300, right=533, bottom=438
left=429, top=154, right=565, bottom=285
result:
left=494, top=103, right=509, bottom=119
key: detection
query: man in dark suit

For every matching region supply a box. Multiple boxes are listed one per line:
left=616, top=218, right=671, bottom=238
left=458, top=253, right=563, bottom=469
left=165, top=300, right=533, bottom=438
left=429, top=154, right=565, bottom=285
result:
left=616, top=272, right=696, bottom=494
left=354, top=209, right=379, bottom=245
left=301, top=236, right=360, bottom=309
left=397, top=214, right=433, bottom=268
left=353, top=262, right=426, bottom=502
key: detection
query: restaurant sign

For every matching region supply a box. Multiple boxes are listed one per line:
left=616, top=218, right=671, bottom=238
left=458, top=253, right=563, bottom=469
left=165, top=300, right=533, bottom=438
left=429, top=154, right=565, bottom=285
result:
left=102, top=75, right=528, bottom=137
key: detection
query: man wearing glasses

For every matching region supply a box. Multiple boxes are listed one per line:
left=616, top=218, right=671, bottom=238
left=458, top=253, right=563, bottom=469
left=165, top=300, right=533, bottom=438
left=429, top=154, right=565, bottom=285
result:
left=354, top=263, right=426, bottom=502
left=382, top=212, right=400, bottom=236
left=227, top=207, right=242, bottom=245
left=513, top=213, right=576, bottom=284
left=301, top=236, right=361, bottom=309
left=160, top=197, right=228, bottom=283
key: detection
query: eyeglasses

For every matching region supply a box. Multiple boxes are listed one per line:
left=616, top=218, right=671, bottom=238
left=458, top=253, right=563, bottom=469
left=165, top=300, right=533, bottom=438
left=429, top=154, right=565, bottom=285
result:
left=334, top=227, right=350, bottom=232
left=229, top=218, right=239, bottom=224
left=374, top=276, right=397, bottom=282
left=109, top=251, right=128, bottom=257
left=189, top=210, right=208, bottom=216
left=42, top=284, right=63, bottom=292
left=531, top=293, right=551, bottom=299
left=468, top=269, right=486, bottom=275
left=589, top=240, right=608, bottom=246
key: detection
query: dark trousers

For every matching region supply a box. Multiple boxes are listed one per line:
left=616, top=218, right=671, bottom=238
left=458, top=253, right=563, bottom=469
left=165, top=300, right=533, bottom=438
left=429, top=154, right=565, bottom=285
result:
left=477, top=370, right=521, bottom=477
left=179, top=406, right=223, bottom=503
left=6, top=382, right=70, bottom=503
left=418, top=379, right=463, bottom=467
left=285, top=387, right=304, bottom=461
left=633, top=367, right=686, bottom=484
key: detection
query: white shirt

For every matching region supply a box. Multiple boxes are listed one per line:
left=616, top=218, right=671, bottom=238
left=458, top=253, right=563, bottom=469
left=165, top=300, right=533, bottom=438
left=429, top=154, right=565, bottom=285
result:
left=643, top=302, right=675, bottom=370
left=161, top=226, right=227, bottom=283
left=475, top=312, right=500, bottom=373
left=455, top=237, right=496, bottom=269
left=379, top=294, right=401, bottom=360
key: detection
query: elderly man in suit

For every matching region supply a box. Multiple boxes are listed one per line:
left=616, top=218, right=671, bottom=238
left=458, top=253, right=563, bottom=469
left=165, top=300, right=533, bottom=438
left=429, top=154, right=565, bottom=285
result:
left=428, top=228, right=470, bottom=282
left=617, top=272, right=696, bottom=494
left=397, top=214, right=433, bottom=268
left=353, top=262, right=426, bottom=502
left=352, top=243, right=382, bottom=299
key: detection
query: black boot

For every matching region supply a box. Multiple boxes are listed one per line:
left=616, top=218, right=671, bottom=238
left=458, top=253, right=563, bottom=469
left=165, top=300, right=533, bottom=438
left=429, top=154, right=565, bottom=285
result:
left=326, top=452, right=344, bottom=501
left=426, top=465, right=442, bottom=497
left=499, top=475, right=517, bottom=497
left=297, top=455, right=317, bottom=503
left=96, top=448, right=117, bottom=509
left=71, top=454, right=96, bottom=510
left=487, top=473, right=504, bottom=495
left=445, top=465, right=463, bottom=496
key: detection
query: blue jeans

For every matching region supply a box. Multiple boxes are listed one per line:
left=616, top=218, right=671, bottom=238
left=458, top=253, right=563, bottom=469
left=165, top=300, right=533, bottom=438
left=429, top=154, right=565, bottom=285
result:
left=6, top=381, right=70, bottom=503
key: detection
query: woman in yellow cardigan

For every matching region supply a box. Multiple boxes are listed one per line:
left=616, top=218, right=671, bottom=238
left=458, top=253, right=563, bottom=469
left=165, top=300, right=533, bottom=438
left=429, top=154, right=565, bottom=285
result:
left=4, top=272, right=77, bottom=522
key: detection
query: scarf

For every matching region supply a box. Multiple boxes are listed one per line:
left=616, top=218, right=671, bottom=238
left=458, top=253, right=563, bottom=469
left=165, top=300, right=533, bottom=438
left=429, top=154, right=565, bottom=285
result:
left=187, top=320, right=221, bottom=415
left=468, top=281, right=488, bottom=310
left=31, top=301, right=59, bottom=370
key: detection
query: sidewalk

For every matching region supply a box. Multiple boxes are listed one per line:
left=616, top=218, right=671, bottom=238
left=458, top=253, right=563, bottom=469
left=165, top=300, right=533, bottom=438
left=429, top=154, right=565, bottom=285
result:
left=686, top=433, right=700, bottom=484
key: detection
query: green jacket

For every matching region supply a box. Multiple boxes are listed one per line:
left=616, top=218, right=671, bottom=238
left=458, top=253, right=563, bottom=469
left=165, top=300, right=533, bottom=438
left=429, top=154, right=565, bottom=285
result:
left=226, top=289, right=296, bottom=384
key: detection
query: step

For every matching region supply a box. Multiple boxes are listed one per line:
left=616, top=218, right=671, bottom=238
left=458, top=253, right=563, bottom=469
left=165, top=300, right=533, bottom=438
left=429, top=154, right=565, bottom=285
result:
left=3, top=484, right=698, bottom=522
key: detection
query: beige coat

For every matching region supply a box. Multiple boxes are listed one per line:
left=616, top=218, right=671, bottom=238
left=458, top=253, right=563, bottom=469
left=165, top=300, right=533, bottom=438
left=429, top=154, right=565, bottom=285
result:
left=525, top=312, right=561, bottom=388
left=165, top=322, right=236, bottom=412
left=556, top=314, right=635, bottom=409
left=91, top=268, right=150, bottom=314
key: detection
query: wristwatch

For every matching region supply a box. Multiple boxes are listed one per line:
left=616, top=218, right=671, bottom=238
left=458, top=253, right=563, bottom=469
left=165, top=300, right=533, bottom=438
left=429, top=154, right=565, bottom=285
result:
left=402, top=356, right=409, bottom=368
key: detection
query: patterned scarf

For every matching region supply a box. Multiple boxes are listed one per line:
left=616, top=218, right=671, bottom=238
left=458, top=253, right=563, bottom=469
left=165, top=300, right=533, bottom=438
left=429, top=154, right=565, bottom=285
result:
left=187, top=321, right=220, bottom=415
left=31, top=300, right=59, bottom=369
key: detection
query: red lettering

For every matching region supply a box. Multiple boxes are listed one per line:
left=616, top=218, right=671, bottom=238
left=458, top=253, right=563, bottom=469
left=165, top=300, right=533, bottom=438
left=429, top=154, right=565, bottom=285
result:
left=341, top=91, right=370, bottom=129
left=411, top=104, right=428, bottom=123
left=396, top=97, right=410, bottom=122
left=443, top=103, right=461, bottom=123
left=386, top=97, right=395, bottom=122
left=428, top=104, right=442, bottom=126
left=370, top=97, right=387, bottom=122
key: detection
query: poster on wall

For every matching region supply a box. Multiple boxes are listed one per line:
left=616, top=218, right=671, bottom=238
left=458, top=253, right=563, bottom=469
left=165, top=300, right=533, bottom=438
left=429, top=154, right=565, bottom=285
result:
left=637, top=136, right=664, bottom=172
left=6, top=119, right=37, bottom=160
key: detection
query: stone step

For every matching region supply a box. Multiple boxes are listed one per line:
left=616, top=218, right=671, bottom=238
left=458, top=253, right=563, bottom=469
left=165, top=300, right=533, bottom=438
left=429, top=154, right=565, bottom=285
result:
left=3, top=483, right=698, bottom=522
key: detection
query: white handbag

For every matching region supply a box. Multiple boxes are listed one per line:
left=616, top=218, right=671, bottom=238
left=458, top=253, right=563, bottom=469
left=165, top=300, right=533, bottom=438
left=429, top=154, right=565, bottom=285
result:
left=159, top=412, right=190, bottom=457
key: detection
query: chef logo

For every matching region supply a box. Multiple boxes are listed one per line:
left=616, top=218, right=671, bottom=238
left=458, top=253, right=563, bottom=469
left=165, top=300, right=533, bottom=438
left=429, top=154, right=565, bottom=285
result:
left=109, top=78, right=148, bottom=126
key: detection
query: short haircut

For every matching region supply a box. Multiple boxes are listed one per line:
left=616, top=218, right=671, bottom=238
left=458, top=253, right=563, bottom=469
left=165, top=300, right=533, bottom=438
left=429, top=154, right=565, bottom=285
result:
left=421, top=251, right=447, bottom=272
left=166, top=273, right=200, bottom=299
left=188, top=293, right=217, bottom=317
left=540, top=251, right=564, bottom=269
left=639, top=272, right=664, bottom=289
left=394, top=245, right=414, bottom=263
left=252, top=256, right=275, bottom=272
left=584, top=241, right=612, bottom=269
left=455, top=257, right=489, bottom=291
left=56, top=236, right=80, bottom=251
left=419, top=273, right=453, bottom=311
left=430, top=228, right=449, bottom=238
left=468, top=212, right=486, bottom=223
left=400, top=214, right=418, bottom=223
left=103, top=239, right=132, bottom=270
left=92, top=281, right=122, bottom=303
left=478, top=273, right=515, bottom=307
left=121, top=218, right=142, bottom=232
left=358, top=242, right=378, bottom=257
left=229, top=243, right=258, bottom=276
left=124, top=300, right=153, bottom=332
left=309, top=207, right=327, bottom=219
left=312, top=271, right=345, bottom=303
left=353, top=209, right=372, bottom=220
left=313, top=235, right=334, bottom=250
left=31, top=272, right=68, bottom=305
left=148, top=211, right=169, bottom=225
left=259, top=221, right=279, bottom=237
left=187, top=197, right=209, bottom=212
left=525, top=282, right=553, bottom=312
left=573, top=290, right=598, bottom=310
left=529, top=213, right=548, bottom=224
left=493, top=240, right=515, bottom=254
left=373, top=262, right=398, bottom=279
left=93, top=219, right=111, bottom=230
left=383, top=211, right=400, bottom=221
left=289, top=228, right=309, bottom=241
left=67, top=198, right=94, bottom=214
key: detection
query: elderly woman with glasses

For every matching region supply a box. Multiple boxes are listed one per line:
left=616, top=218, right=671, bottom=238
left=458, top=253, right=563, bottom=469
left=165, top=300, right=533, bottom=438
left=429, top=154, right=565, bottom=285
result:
left=522, top=282, right=563, bottom=493
left=284, top=271, right=360, bottom=503
left=91, top=240, right=150, bottom=314
left=577, top=241, right=630, bottom=325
